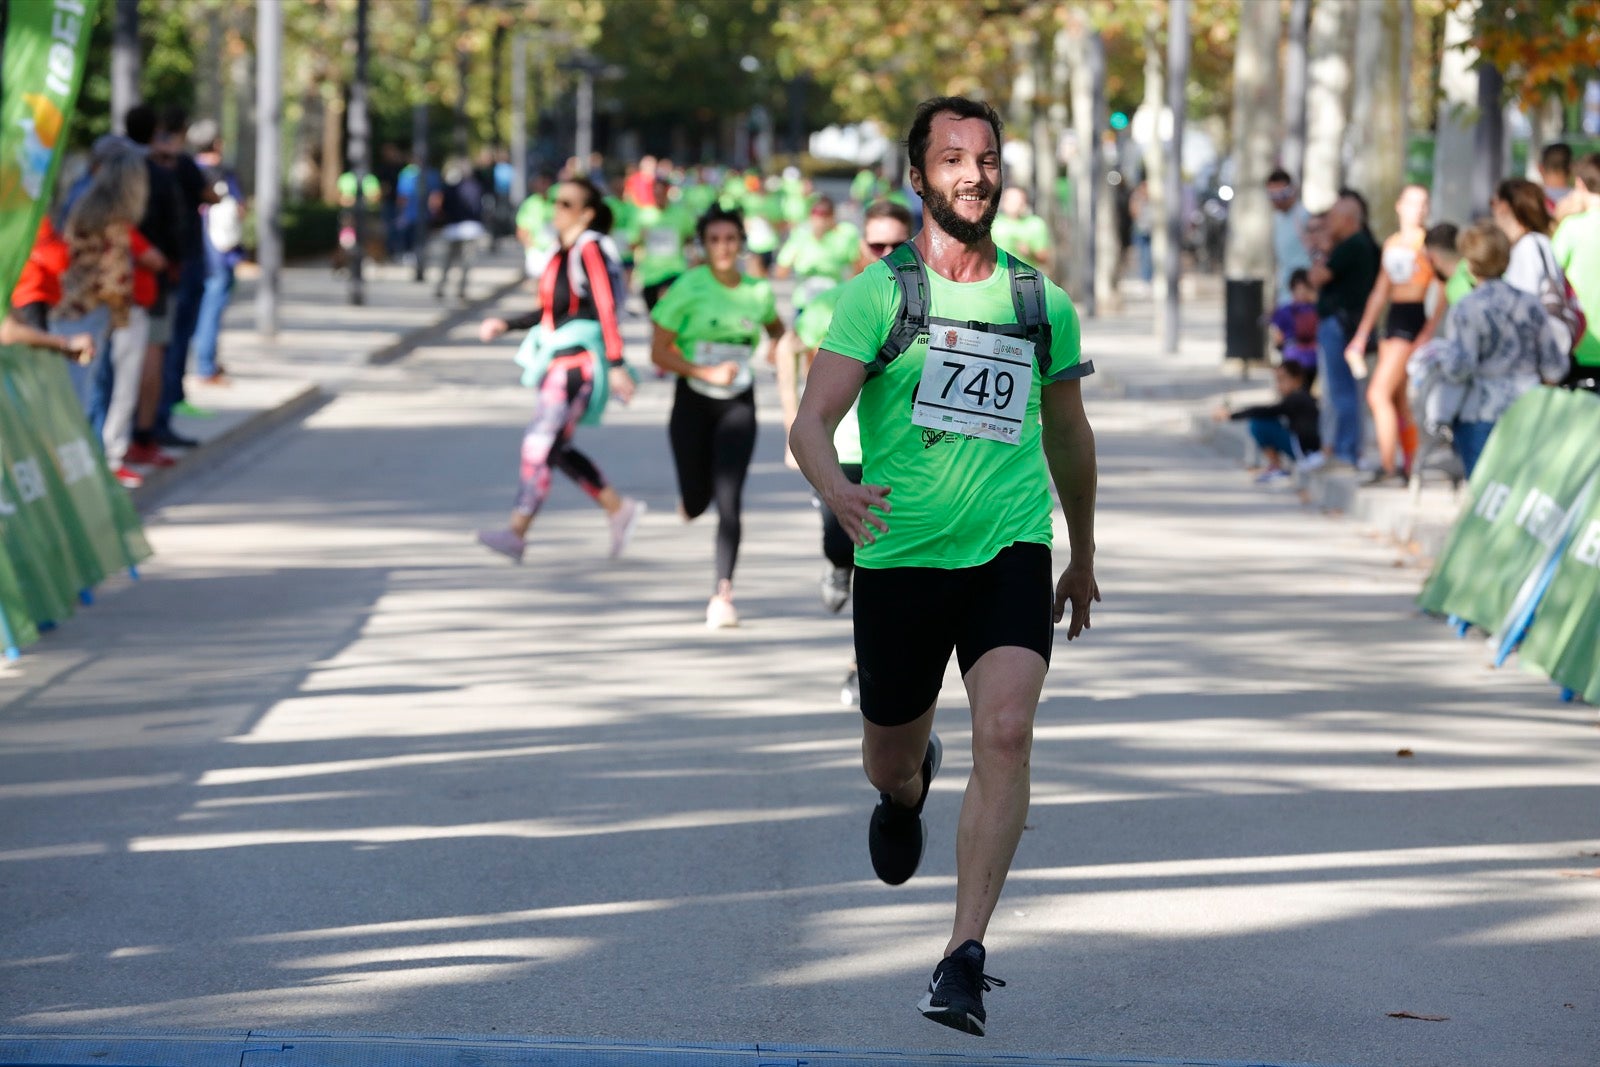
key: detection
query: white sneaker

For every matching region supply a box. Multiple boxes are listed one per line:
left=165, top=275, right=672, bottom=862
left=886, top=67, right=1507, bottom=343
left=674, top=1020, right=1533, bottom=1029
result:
left=608, top=498, right=645, bottom=559
left=706, top=593, right=739, bottom=630
left=1297, top=451, right=1326, bottom=473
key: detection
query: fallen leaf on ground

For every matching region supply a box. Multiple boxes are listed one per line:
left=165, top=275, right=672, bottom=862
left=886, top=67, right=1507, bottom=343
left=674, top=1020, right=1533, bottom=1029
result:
left=1387, top=1012, right=1449, bottom=1022
left=1396, top=748, right=1415, bottom=758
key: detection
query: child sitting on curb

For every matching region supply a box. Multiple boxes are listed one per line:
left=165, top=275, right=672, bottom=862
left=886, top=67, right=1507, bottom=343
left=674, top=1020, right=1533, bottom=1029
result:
left=1214, top=360, right=1323, bottom=485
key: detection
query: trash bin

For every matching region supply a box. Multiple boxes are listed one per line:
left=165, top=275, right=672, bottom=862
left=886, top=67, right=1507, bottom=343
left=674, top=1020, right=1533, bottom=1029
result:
left=1225, top=277, right=1266, bottom=362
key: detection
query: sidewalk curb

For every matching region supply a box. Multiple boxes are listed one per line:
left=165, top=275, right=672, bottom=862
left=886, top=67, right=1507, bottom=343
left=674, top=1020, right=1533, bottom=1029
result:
left=365, top=275, right=526, bottom=366
left=127, top=272, right=526, bottom=512
left=127, top=383, right=325, bottom=510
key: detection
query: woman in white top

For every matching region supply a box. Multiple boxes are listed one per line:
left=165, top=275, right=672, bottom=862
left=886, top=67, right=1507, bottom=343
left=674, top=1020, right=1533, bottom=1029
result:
left=1492, top=178, right=1570, bottom=352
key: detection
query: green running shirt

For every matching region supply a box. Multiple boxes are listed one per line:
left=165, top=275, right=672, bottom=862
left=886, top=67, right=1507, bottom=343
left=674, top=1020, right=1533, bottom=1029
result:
left=635, top=203, right=697, bottom=287
left=651, top=266, right=777, bottom=400
left=794, top=283, right=861, bottom=465
left=820, top=251, right=1087, bottom=570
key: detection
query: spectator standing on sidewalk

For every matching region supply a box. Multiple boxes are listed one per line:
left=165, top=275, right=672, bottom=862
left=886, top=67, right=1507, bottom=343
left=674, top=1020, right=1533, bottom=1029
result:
left=1433, top=220, right=1568, bottom=476
left=1267, top=169, right=1312, bottom=304
left=188, top=120, right=244, bottom=386
left=1309, top=189, right=1380, bottom=468
left=57, top=149, right=164, bottom=488
left=1344, top=185, right=1435, bottom=485
left=1551, top=153, right=1600, bottom=381
left=152, top=107, right=217, bottom=446
left=1539, top=142, right=1573, bottom=213
left=116, top=106, right=187, bottom=468
left=1494, top=178, right=1578, bottom=358
left=7, top=219, right=98, bottom=375
left=432, top=160, right=487, bottom=303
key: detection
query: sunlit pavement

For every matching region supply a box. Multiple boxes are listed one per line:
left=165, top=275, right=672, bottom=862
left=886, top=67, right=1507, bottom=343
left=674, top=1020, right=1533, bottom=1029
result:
left=1, top=287, right=1595, bottom=1067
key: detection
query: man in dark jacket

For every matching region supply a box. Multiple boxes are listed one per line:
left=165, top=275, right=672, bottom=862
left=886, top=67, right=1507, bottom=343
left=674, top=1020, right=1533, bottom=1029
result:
left=1310, top=188, right=1380, bottom=467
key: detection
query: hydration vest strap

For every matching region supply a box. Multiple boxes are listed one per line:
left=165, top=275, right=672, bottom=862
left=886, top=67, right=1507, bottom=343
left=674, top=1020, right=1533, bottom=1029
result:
left=875, top=244, right=1051, bottom=374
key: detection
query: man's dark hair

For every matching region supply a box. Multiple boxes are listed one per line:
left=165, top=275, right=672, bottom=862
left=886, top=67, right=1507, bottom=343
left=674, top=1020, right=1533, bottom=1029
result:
left=1337, top=186, right=1369, bottom=226
left=905, top=96, right=1003, bottom=174
left=1278, top=360, right=1309, bottom=384
left=1266, top=168, right=1293, bottom=186
left=1541, top=142, right=1573, bottom=178
left=864, top=199, right=914, bottom=230
left=159, top=105, right=189, bottom=136
left=1424, top=222, right=1459, bottom=253
left=122, top=103, right=158, bottom=146
left=1288, top=267, right=1312, bottom=289
left=695, top=202, right=745, bottom=245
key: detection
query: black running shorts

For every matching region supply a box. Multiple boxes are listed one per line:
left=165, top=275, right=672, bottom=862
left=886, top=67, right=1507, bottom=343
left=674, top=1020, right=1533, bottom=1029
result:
left=1384, top=301, right=1427, bottom=342
left=852, top=541, right=1054, bottom=727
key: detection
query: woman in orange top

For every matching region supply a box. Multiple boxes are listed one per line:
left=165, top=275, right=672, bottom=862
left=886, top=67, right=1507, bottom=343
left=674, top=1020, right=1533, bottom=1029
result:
left=1345, top=184, right=1436, bottom=484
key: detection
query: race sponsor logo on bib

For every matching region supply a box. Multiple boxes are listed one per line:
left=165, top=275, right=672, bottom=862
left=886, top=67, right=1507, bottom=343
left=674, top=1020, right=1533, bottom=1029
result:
left=910, top=323, right=1032, bottom=446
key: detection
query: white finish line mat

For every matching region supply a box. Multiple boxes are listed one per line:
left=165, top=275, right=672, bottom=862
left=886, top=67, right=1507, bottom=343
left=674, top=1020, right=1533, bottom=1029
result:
left=0, top=1029, right=1356, bottom=1067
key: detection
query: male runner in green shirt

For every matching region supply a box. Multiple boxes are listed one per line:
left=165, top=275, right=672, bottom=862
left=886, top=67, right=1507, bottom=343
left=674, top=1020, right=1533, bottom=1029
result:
left=990, top=186, right=1052, bottom=263
left=790, top=96, right=1099, bottom=1039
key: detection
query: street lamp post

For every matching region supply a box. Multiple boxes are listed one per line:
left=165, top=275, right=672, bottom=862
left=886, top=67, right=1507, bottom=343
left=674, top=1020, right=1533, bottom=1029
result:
left=348, top=0, right=371, bottom=306
left=413, top=0, right=432, bottom=283
left=1163, top=0, right=1190, bottom=355
left=256, top=0, right=283, bottom=338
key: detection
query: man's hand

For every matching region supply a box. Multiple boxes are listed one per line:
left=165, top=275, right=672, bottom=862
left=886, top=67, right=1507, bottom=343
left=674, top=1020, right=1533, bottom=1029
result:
left=821, top=481, right=892, bottom=546
left=1053, top=560, right=1100, bottom=640
left=478, top=317, right=509, bottom=342
left=608, top=365, right=635, bottom=404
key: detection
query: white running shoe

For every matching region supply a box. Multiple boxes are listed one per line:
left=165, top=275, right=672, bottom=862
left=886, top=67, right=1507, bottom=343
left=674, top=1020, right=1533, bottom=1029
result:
left=608, top=498, right=645, bottom=559
left=706, top=593, right=740, bottom=630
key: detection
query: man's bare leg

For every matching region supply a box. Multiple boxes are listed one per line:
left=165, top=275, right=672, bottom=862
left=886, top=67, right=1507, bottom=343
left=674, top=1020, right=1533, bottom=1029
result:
left=862, top=702, right=936, bottom=808
left=947, top=645, right=1047, bottom=955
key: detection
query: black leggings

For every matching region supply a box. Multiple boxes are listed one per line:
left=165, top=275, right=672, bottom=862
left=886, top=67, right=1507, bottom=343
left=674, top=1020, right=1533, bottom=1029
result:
left=819, top=463, right=863, bottom=570
left=669, top=379, right=757, bottom=587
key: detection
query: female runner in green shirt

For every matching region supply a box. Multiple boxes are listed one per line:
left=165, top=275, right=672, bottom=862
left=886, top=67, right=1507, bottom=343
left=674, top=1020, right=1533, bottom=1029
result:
left=650, top=205, right=785, bottom=628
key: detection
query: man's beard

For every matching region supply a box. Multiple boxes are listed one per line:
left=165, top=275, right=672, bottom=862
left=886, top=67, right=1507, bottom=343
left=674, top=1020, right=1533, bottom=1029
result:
left=923, top=183, right=1000, bottom=244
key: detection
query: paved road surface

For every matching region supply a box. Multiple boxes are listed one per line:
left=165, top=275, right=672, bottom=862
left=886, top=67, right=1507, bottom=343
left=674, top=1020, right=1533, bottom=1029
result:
left=2, top=291, right=1596, bottom=1066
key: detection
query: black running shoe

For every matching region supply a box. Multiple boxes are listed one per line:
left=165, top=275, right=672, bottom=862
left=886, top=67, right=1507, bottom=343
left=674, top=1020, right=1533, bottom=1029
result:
left=918, top=939, right=1005, bottom=1036
left=867, top=733, right=942, bottom=885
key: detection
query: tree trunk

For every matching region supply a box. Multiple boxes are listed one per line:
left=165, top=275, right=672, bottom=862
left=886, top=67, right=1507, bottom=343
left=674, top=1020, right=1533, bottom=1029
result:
left=1432, top=0, right=1478, bottom=224
left=1032, top=34, right=1057, bottom=247
left=1010, top=28, right=1038, bottom=193
left=1526, top=95, right=1564, bottom=180
left=230, top=16, right=257, bottom=194
left=111, top=0, right=140, bottom=132
left=1364, top=0, right=1412, bottom=242
left=197, top=9, right=224, bottom=126
left=1343, top=1, right=1381, bottom=194
left=1472, top=62, right=1505, bottom=210
left=1046, top=25, right=1071, bottom=282
left=1225, top=0, right=1281, bottom=291
left=1142, top=4, right=1167, bottom=306
left=1163, top=0, right=1189, bottom=353
left=321, top=89, right=344, bottom=205
left=1068, top=21, right=1102, bottom=315
left=1281, top=0, right=1310, bottom=181
left=1303, top=0, right=1354, bottom=212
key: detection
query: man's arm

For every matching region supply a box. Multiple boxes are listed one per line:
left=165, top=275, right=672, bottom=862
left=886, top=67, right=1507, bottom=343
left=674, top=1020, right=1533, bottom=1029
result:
left=790, top=350, right=889, bottom=545
left=1041, top=378, right=1099, bottom=638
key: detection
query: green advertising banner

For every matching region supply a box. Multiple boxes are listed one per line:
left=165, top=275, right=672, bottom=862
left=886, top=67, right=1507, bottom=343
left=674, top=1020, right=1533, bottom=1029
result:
left=0, top=344, right=151, bottom=655
left=1518, top=476, right=1600, bottom=705
left=0, top=0, right=99, bottom=305
left=1417, top=388, right=1600, bottom=632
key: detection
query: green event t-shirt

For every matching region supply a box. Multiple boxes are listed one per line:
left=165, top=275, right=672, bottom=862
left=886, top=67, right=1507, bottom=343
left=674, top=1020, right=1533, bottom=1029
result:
left=516, top=194, right=552, bottom=235
left=820, top=252, right=1089, bottom=570
left=650, top=266, right=777, bottom=400
left=794, top=283, right=861, bottom=464
left=778, top=222, right=860, bottom=280
left=1445, top=259, right=1475, bottom=306
left=1553, top=209, right=1600, bottom=367
left=635, top=203, right=697, bottom=287
left=992, top=214, right=1052, bottom=260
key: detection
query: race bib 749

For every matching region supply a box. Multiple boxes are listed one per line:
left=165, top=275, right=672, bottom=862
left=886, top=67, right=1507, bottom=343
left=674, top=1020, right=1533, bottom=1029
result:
left=910, top=323, right=1033, bottom=445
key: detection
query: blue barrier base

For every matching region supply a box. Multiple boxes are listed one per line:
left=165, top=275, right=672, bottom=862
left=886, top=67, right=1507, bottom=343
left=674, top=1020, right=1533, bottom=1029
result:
left=0, top=1029, right=1355, bottom=1067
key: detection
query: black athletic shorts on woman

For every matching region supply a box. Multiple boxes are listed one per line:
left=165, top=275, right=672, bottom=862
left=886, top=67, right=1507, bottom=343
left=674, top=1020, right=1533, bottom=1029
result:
left=1384, top=301, right=1427, bottom=342
left=852, top=541, right=1054, bottom=727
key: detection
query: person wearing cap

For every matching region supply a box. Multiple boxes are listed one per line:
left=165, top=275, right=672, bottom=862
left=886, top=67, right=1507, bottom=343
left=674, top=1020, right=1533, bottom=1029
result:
left=774, top=195, right=860, bottom=313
